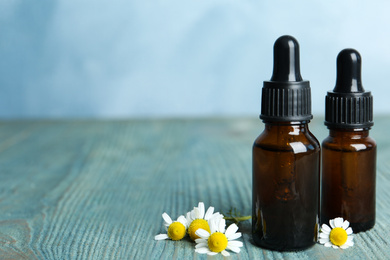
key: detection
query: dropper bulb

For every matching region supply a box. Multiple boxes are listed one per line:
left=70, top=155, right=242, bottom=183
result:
left=334, top=49, right=364, bottom=93
left=270, top=35, right=303, bottom=82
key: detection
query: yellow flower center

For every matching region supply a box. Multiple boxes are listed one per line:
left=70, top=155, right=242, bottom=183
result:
left=188, top=219, right=210, bottom=241
left=208, top=232, right=228, bottom=253
left=329, top=227, right=348, bottom=246
left=167, top=222, right=186, bottom=241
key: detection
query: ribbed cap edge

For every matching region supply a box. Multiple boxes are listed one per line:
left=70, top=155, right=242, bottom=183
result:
left=260, top=81, right=313, bottom=122
left=325, top=92, right=373, bottom=128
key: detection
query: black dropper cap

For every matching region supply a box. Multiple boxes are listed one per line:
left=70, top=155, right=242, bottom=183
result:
left=325, top=49, right=373, bottom=128
left=260, top=35, right=312, bottom=122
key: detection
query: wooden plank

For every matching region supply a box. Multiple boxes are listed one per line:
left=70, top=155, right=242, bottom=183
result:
left=0, top=117, right=388, bottom=259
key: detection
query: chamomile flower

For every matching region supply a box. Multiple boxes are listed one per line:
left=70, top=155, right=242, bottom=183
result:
left=186, top=202, right=224, bottom=241
left=155, top=213, right=188, bottom=241
left=319, top=217, right=354, bottom=249
left=194, top=216, right=243, bottom=256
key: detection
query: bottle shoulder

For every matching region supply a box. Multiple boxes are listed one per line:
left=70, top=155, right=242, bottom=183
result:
left=322, top=133, right=376, bottom=152
left=254, top=127, right=320, bottom=153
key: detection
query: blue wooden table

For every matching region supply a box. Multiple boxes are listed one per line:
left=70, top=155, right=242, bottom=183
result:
left=0, top=117, right=389, bottom=259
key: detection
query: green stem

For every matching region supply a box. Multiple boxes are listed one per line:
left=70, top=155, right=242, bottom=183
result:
left=224, top=215, right=251, bottom=223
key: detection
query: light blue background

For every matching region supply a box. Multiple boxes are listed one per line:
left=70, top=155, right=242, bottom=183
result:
left=0, top=0, right=389, bottom=118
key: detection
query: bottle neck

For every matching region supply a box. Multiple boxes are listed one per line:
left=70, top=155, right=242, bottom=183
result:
left=328, top=127, right=370, bottom=138
left=263, top=121, right=310, bottom=135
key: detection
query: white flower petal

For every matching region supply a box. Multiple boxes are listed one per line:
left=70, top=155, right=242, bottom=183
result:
left=321, top=224, right=331, bottom=233
left=207, top=218, right=219, bottom=234
left=218, top=218, right=226, bottom=234
left=207, top=252, right=218, bottom=256
left=155, top=234, right=169, bottom=240
left=186, top=212, right=191, bottom=222
left=347, top=236, right=354, bottom=242
left=324, top=242, right=332, bottom=247
left=190, top=208, right=196, bottom=220
left=341, top=238, right=354, bottom=248
left=162, top=213, right=172, bottom=225
left=194, top=208, right=201, bottom=219
left=332, top=245, right=339, bottom=249
left=195, top=238, right=207, bottom=244
left=227, top=245, right=241, bottom=253
left=334, top=217, right=344, bottom=228
left=204, top=206, right=214, bottom=220
left=195, top=243, right=208, bottom=249
left=319, top=238, right=329, bottom=244
left=345, top=240, right=354, bottom=247
left=342, top=220, right=350, bottom=229
left=227, top=232, right=242, bottom=240
left=198, top=202, right=205, bottom=218
left=319, top=233, right=329, bottom=239
left=208, top=218, right=216, bottom=234
left=225, top=223, right=239, bottom=238
left=211, top=212, right=224, bottom=220
left=346, top=227, right=353, bottom=235
left=228, top=240, right=243, bottom=248
left=196, top=228, right=211, bottom=239
left=177, top=215, right=187, bottom=228
left=329, top=219, right=335, bottom=229
left=221, top=250, right=230, bottom=257
left=195, top=247, right=210, bottom=254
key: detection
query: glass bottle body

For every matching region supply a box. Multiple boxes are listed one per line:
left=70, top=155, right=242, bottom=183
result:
left=252, top=122, right=320, bottom=251
left=321, top=129, right=376, bottom=233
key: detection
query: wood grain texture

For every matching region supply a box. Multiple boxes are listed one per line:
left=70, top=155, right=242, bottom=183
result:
left=0, top=117, right=389, bottom=259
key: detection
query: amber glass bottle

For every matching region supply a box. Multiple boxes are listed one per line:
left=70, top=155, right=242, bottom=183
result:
left=321, top=49, right=376, bottom=233
left=252, top=36, right=320, bottom=251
